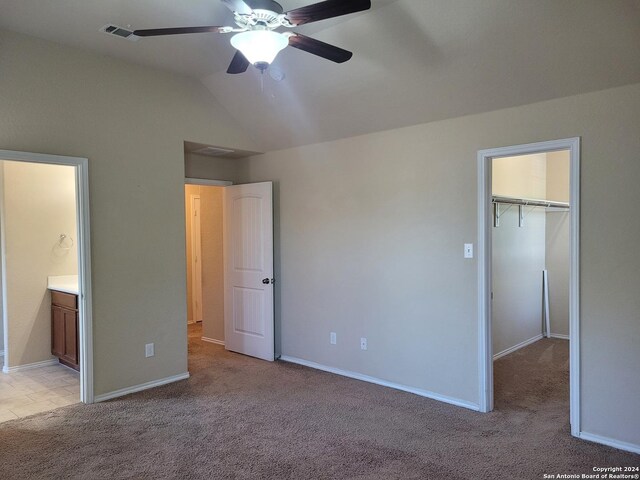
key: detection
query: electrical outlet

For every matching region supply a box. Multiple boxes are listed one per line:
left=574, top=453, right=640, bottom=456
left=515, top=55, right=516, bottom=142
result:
left=145, top=343, right=154, bottom=358
left=360, top=337, right=367, bottom=350
left=330, top=332, right=337, bottom=345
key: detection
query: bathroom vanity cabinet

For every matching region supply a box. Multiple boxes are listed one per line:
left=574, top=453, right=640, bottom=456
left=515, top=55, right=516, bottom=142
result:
left=51, top=290, right=79, bottom=371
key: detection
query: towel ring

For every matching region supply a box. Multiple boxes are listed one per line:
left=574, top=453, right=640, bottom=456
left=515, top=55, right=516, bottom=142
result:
left=58, top=234, right=74, bottom=250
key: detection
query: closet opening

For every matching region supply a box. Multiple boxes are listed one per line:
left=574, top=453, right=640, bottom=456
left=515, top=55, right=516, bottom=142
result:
left=477, top=138, right=580, bottom=438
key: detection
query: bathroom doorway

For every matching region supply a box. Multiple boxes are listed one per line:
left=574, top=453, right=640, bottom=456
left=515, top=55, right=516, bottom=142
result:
left=0, top=150, right=93, bottom=424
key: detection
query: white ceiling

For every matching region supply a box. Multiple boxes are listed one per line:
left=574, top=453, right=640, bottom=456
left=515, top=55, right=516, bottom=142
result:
left=1, top=0, right=640, bottom=151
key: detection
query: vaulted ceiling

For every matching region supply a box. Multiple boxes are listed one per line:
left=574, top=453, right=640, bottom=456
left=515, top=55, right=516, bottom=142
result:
left=1, top=0, right=640, bottom=151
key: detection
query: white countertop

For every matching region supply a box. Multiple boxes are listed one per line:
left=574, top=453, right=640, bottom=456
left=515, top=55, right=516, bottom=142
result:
left=48, top=275, right=79, bottom=295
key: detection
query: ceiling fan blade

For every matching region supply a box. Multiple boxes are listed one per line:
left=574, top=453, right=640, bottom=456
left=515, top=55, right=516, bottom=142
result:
left=284, top=0, right=371, bottom=26
left=288, top=33, right=352, bottom=63
left=133, top=26, right=227, bottom=37
left=220, top=0, right=253, bottom=15
left=227, top=50, right=250, bottom=74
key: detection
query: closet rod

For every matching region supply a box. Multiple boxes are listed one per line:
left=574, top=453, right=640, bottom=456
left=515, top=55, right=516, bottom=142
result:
left=492, top=195, right=570, bottom=210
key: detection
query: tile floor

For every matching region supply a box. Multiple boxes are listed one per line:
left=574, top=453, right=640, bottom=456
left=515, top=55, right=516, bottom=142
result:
left=0, top=362, right=80, bottom=423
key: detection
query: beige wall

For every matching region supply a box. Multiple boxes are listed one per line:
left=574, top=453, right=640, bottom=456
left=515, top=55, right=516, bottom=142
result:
left=492, top=208, right=546, bottom=354
left=184, top=185, right=224, bottom=342
left=241, top=82, right=640, bottom=446
left=546, top=211, right=570, bottom=337
left=546, top=151, right=570, bottom=202
left=493, top=153, right=547, bottom=199
left=1, top=161, right=77, bottom=367
left=185, top=153, right=247, bottom=184
left=545, top=150, right=571, bottom=337
left=0, top=29, right=259, bottom=395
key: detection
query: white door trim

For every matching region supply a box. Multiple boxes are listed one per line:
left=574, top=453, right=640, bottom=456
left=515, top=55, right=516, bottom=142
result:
left=0, top=149, right=94, bottom=404
left=477, top=137, right=580, bottom=437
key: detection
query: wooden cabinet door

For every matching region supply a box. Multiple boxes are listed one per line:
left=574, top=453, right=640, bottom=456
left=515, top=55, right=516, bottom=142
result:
left=62, top=309, right=79, bottom=367
left=52, top=306, right=66, bottom=358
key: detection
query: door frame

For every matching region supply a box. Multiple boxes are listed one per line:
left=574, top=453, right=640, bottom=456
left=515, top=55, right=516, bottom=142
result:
left=0, top=149, right=94, bottom=404
left=182, top=178, right=276, bottom=361
left=184, top=178, right=232, bottom=326
left=477, top=137, right=580, bottom=436
left=188, top=193, right=203, bottom=323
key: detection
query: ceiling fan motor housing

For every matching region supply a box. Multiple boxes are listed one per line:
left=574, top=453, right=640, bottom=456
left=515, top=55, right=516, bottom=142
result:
left=245, top=0, right=284, bottom=15
left=235, top=0, right=285, bottom=30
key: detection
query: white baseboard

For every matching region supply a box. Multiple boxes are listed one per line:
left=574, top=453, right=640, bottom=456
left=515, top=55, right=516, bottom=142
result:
left=201, top=337, right=225, bottom=346
left=2, top=358, right=59, bottom=373
left=579, top=431, right=640, bottom=455
left=550, top=333, right=570, bottom=340
left=493, top=334, right=543, bottom=361
left=280, top=356, right=479, bottom=412
left=94, top=372, right=190, bottom=402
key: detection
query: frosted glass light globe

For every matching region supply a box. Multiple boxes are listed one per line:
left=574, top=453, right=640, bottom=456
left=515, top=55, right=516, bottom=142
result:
left=231, top=31, right=288, bottom=67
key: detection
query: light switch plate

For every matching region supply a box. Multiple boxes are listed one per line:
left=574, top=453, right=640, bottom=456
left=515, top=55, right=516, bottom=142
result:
left=464, top=243, right=474, bottom=259
left=145, top=343, right=154, bottom=357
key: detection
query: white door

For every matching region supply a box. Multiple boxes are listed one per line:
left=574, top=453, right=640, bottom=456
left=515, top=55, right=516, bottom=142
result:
left=223, top=182, right=274, bottom=361
left=190, top=194, right=203, bottom=323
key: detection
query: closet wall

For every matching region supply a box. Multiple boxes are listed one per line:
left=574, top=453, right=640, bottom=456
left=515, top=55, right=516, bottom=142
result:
left=545, top=152, right=570, bottom=337
left=492, top=151, right=570, bottom=357
left=492, top=154, right=547, bottom=356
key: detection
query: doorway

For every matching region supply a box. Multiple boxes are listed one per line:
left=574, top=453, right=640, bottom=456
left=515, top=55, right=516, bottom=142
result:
left=477, top=138, right=580, bottom=436
left=0, top=149, right=93, bottom=415
left=185, top=181, right=226, bottom=343
left=184, top=178, right=275, bottom=362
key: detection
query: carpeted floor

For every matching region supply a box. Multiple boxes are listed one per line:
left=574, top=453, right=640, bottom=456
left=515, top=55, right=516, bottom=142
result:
left=0, top=326, right=637, bottom=479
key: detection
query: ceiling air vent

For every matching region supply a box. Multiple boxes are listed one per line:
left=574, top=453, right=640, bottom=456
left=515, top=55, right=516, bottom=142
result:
left=193, top=147, right=236, bottom=157
left=99, top=24, right=139, bottom=42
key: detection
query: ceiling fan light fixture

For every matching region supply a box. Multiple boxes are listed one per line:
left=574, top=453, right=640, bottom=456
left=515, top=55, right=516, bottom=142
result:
left=230, top=30, right=288, bottom=70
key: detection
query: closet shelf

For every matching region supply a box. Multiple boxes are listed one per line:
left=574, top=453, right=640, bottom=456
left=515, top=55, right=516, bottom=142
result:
left=492, top=195, right=569, bottom=210
left=492, top=195, right=569, bottom=228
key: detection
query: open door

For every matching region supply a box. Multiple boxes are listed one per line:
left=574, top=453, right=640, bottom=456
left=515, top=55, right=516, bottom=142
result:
left=223, top=182, right=274, bottom=361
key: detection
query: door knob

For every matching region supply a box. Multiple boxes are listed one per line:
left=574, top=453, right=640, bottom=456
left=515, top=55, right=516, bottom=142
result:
left=262, top=278, right=271, bottom=284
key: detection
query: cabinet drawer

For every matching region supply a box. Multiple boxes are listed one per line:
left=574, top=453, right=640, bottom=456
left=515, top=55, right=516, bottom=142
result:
left=51, top=290, right=77, bottom=310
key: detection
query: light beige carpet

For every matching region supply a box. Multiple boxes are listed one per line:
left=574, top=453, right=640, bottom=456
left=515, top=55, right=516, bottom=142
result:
left=0, top=328, right=637, bottom=479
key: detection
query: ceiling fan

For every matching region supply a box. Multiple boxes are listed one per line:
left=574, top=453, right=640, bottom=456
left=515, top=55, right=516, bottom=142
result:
left=133, top=0, right=371, bottom=74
